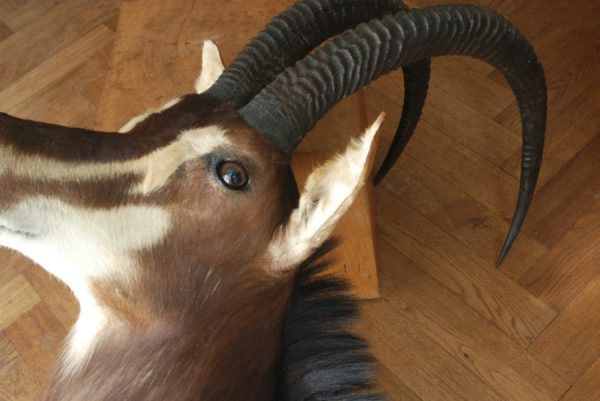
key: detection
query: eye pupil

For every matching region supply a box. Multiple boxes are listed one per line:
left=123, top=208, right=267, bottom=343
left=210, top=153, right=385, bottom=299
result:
left=217, top=161, right=248, bottom=190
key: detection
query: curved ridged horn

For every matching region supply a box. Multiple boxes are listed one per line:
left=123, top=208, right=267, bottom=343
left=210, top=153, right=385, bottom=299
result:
left=373, top=59, right=430, bottom=184
left=240, top=5, right=547, bottom=265
left=207, top=0, right=406, bottom=107
left=205, top=0, right=430, bottom=185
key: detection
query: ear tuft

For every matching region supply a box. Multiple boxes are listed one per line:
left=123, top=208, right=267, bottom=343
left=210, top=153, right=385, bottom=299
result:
left=268, top=113, right=385, bottom=274
left=195, top=40, right=225, bottom=93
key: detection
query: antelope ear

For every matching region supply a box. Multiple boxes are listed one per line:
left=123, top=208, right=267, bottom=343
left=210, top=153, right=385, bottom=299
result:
left=195, top=40, right=225, bottom=93
left=267, top=113, right=385, bottom=274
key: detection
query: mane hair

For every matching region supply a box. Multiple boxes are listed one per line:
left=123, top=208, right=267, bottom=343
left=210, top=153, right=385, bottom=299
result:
left=279, top=239, right=383, bottom=401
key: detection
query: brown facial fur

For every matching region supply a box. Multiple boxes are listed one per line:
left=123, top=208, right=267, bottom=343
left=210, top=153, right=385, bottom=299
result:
left=1, top=94, right=300, bottom=401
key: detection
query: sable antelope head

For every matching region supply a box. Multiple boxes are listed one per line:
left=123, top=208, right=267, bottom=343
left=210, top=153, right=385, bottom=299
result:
left=0, top=1, right=546, bottom=400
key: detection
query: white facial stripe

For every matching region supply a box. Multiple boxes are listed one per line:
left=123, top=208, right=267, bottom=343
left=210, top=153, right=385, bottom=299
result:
left=118, top=97, right=182, bottom=133
left=138, top=126, right=229, bottom=193
left=61, top=283, right=109, bottom=377
left=0, top=196, right=173, bottom=373
left=0, top=197, right=172, bottom=283
left=0, top=125, right=230, bottom=194
left=0, top=197, right=172, bottom=374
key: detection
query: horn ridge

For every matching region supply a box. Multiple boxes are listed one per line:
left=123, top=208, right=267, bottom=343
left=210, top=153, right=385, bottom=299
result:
left=205, top=0, right=431, bottom=184
left=207, top=0, right=407, bottom=107
left=240, top=5, right=546, bottom=264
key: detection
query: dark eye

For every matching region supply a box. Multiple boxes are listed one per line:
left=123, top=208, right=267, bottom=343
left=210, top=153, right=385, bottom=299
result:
left=216, top=161, right=248, bottom=190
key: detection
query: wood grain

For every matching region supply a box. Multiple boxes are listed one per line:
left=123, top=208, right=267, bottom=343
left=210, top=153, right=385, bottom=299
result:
left=0, top=0, right=598, bottom=400
left=520, top=130, right=600, bottom=249
left=0, top=0, right=118, bottom=91
left=529, top=275, right=600, bottom=384
left=0, top=25, right=114, bottom=116
left=361, top=300, right=507, bottom=401
left=0, top=357, right=40, bottom=401
left=559, top=357, right=600, bottom=401
left=377, top=190, right=556, bottom=347
left=5, top=303, right=67, bottom=384
left=375, top=363, right=424, bottom=401
left=365, top=244, right=568, bottom=401
left=0, top=19, right=11, bottom=41
left=17, top=266, right=78, bottom=331
left=519, top=210, right=600, bottom=311
left=377, top=149, right=547, bottom=279
left=95, top=0, right=296, bottom=131
left=0, top=275, right=41, bottom=332
left=0, top=333, right=19, bottom=369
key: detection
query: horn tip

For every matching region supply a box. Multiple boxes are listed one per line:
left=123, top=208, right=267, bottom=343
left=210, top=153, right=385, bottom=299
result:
left=495, top=236, right=514, bottom=268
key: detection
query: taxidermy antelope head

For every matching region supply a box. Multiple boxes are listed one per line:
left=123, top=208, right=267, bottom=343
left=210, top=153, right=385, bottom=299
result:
left=0, top=1, right=546, bottom=400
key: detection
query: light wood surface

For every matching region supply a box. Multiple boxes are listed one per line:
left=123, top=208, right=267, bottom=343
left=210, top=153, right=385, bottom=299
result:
left=0, top=0, right=599, bottom=400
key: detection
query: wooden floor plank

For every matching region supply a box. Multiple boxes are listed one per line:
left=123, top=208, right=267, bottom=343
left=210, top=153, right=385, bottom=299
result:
left=17, top=265, right=78, bottom=332
left=521, top=133, right=600, bottom=248
left=0, top=333, right=19, bottom=369
left=501, top=82, right=600, bottom=188
left=0, top=275, right=41, bottom=332
left=0, top=24, right=115, bottom=117
left=0, top=18, right=12, bottom=42
left=0, top=356, right=40, bottom=401
left=513, top=0, right=600, bottom=124
left=0, top=250, right=19, bottom=286
left=559, top=357, right=600, bottom=401
left=377, top=151, right=547, bottom=278
left=95, top=0, right=201, bottom=129
left=361, top=303, right=506, bottom=401
left=375, top=362, right=424, bottom=401
left=0, top=0, right=62, bottom=33
left=11, top=43, right=115, bottom=130
left=367, top=245, right=568, bottom=401
left=529, top=274, right=600, bottom=383
left=409, top=120, right=521, bottom=218
left=377, top=187, right=556, bottom=347
left=5, top=303, right=67, bottom=385
left=369, top=70, right=520, bottom=170
left=491, top=0, right=600, bottom=186
left=0, top=0, right=118, bottom=91
left=429, top=57, right=515, bottom=122
left=518, top=210, right=600, bottom=311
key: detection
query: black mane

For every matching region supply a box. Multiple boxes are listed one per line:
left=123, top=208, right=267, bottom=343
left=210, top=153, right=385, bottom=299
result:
left=278, top=239, right=383, bottom=401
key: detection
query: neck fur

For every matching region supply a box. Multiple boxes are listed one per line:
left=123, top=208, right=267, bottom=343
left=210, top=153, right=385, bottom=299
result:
left=42, top=271, right=293, bottom=401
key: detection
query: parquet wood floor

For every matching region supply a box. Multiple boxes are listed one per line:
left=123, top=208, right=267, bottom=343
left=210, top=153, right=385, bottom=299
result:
left=0, top=0, right=598, bottom=400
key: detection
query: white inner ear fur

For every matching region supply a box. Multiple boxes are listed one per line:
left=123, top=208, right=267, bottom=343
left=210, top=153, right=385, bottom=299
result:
left=119, top=40, right=224, bottom=133
left=268, top=113, right=385, bottom=274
